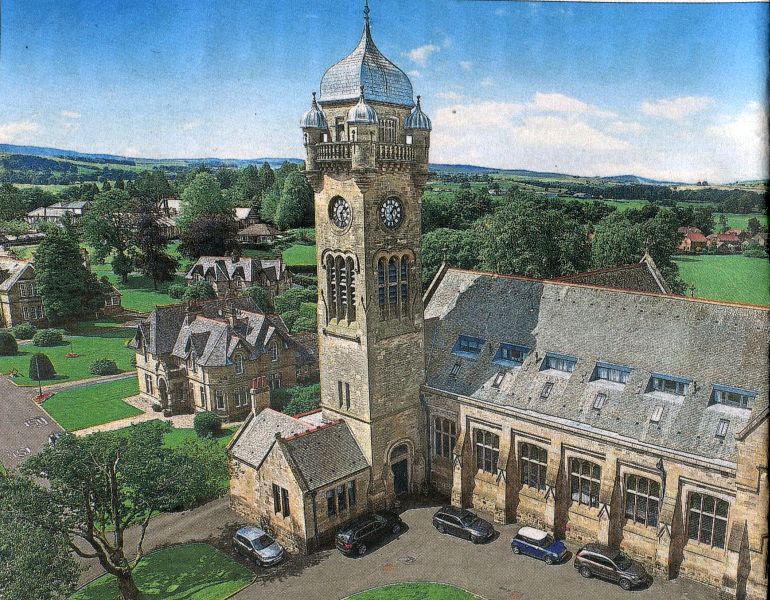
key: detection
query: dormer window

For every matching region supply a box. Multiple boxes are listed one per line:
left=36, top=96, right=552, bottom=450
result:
left=592, top=392, right=607, bottom=410
left=234, top=353, right=244, bottom=375
left=715, top=419, right=730, bottom=438
left=452, top=335, right=484, bottom=360
left=542, top=352, right=577, bottom=373
left=270, top=342, right=278, bottom=362
left=494, top=343, right=529, bottom=368
left=649, top=373, right=690, bottom=396
left=593, top=362, right=631, bottom=384
left=711, top=385, right=756, bottom=409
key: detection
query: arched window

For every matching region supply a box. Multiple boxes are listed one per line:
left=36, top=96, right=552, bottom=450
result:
left=400, top=256, right=409, bottom=316
left=379, top=117, right=397, bottom=143
left=377, top=253, right=412, bottom=321
left=325, top=253, right=357, bottom=324
left=378, top=259, right=386, bottom=309
left=326, top=255, right=337, bottom=320
left=388, top=258, right=398, bottom=307
left=346, top=257, right=356, bottom=322
left=336, top=255, right=347, bottom=319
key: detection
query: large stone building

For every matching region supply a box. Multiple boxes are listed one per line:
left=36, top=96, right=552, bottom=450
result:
left=229, top=5, right=768, bottom=599
left=0, top=256, right=45, bottom=327
left=186, top=255, right=292, bottom=300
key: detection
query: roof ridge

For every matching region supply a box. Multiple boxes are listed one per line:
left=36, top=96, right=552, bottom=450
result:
left=283, top=418, right=343, bottom=442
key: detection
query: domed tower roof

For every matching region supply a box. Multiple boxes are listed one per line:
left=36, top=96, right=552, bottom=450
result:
left=319, top=2, right=414, bottom=108
left=347, top=87, right=379, bottom=124
left=405, top=95, right=432, bottom=131
left=300, top=92, right=328, bottom=129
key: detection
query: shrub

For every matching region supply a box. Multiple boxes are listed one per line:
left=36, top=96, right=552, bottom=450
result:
left=152, top=402, right=162, bottom=412
left=280, top=309, right=300, bottom=330
left=291, top=302, right=317, bottom=334
left=245, top=286, right=274, bottom=313
left=29, top=353, right=55, bottom=380
left=32, top=329, right=64, bottom=347
left=183, top=280, right=216, bottom=301
left=0, top=331, right=18, bottom=356
left=168, top=283, right=187, bottom=299
left=744, top=247, right=769, bottom=259
left=89, top=359, right=119, bottom=376
left=283, top=384, right=321, bottom=416
left=12, top=322, right=36, bottom=340
left=193, top=411, right=221, bottom=438
left=274, top=287, right=316, bottom=314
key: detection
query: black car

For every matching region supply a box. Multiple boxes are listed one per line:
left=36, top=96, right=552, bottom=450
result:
left=574, top=543, right=652, bottom=590
left=432, top=506, right=495, bottom=543
left=335, top=511, right=404, bottom=556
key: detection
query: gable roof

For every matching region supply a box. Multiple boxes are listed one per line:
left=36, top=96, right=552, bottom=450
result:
left=229, top=408, right=310, bottom=469
left=0, top=259, right=34, bottom=292
left=186, top=256, right=288, bottom=284
left=424, top=268, right=770, bottom=466
left=555, top=253, right=671, bottom=295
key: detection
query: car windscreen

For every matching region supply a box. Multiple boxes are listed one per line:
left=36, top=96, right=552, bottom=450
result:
left=614, top=551, right=632, bottom=570
left=460, top=514, right=477, bottom=527
left=541, top=535, right=554, bottom=547
left=252, top=534, right=274, bottom=550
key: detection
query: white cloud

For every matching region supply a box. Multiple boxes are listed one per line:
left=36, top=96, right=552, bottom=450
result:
left=182, top=120, right=201, bottom=131
left=0, top=120, right=40, bottom=143
left=459, top=60, right=473, bottom=71
left=640, top=96, right=714, bottom=120
left=407, top=70, right=421, bottom=79
left=607, top=120, right=646, bottom=135
left=405, top=44, right=440, bottom=67
left=60, top=110, right=81, bottom=119
left=436, top=91, right=467, bottom=101
left=531, top=92, right=616, bottom=118
left=705, top=102, right=768, bottom=181
left=480, top=77, right=493, bottom=88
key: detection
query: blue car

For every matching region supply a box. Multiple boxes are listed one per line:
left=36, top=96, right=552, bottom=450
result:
left=511, top=526, right=567, bottom=565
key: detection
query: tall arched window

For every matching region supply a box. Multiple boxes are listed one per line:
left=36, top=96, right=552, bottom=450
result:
left=379, top=117, right=397, bottom=143
left=400, top=256, right=409, bottom=317
left=388, top=258, right=398, bottom=308
left=326, top=255, right=337, bottom=320
left=377, top=252, right=412, bottom=321
left=325, top=253, right=357, bottom=324
left=336, top=255, right=347, bottom=319
left=346, top=257, right=356, bottom=322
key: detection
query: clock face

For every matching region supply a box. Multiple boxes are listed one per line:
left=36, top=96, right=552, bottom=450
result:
left=379, top=197, right=403, bottom=229
left=329, top=197, right=351, bottom=229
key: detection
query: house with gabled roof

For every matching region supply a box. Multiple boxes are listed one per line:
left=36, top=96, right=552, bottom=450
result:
left=185, top=255, right=292, bottom=300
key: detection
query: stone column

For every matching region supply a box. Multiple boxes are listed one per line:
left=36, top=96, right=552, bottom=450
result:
left=654, top=469, right=681, bottom=578
left=493, top=430, right=513, bottom=524
left=451, top=426, right=471, bottom=508
left=597, top=454, right=619, bottom=546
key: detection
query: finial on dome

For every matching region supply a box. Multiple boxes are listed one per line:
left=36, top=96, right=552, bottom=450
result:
left=364, top=0, right=370, bottom=23
left=416, top=95, right=422, bottom=106
left=360, top=85, right=366, bottom=99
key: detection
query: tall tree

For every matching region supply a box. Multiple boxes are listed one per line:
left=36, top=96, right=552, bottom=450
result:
left=178, top=172, right=233, bottom=231
left=0, top=183, right=25, bottom=221
left=421, top=228, right=480, bottom=284
left=80, top=189, right=136, bottom=283
left=133, top=198, right=178, bottom=289
left=2, top=422, right=227, bottom=600
left=275, top=170, right=314, bottom=229
left=34, top=228, right=105, bottom=322
left=258, top=161, right=275, bottom=191
left=476, top=201, right=590, bottom=278
left=259, top=188, right=280, bottom=224
left=179, top=213, right=240, bottom=258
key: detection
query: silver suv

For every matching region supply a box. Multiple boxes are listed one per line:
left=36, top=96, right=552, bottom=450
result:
left=232, top=526, right=285, bottom=567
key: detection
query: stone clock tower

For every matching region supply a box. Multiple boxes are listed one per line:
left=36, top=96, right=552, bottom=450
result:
left=301, top=2, right=432, bottom=507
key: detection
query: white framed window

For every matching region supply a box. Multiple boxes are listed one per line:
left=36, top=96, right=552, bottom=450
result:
left=433, top=417, right=456, bottom=458
left=22, top=305, right=30, bottom=320
left=624, top=474, right=660, bottom=527
left=687, top=493, right=729, bottom=548
left=569, top=458, right=601, bottom=508
left=144, top=374, right=154, bottom=395
left=519, top=442, right=548, bottom=492
left=474, top=429, right=499, bottom=474
left=406, top=134, right=413, bottom=145
left=543, top=352, right=577, bottom=373
left=712, top=385, right=756, bottom=409
left=650, top=405, right=664, bottom=423
left=270, top=342, right=278, bottom=362
left=594, top=362, right=630, bottom=384
left=716, top=419, right=729, bottom=438
left=215, top=389, right=225, bottom=410
left=234, top=353, right=244, bottom=374
left=650, top=373, right=689, bottom=396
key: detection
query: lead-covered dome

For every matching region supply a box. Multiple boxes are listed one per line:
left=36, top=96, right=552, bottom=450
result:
left=405, top=96, right=432, bottom=131
left=347, top=87, right=378, bottom=124
left=319, top=7, right=414, bottom=108
left=300, top=92, right=328, bottom=130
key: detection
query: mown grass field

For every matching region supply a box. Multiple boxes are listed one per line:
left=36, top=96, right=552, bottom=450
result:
left=349, top=583, right=480, bottom=599
left=161, top=425, right=237, bottom=449
left=43, top=378, right=141, bottom=431
left=282, top=243, right=316, bottom=267
left=70, top=543, right=254, bottom=600
left=0, top=335, right=135, bottom=386
left=674, top=254, right=770, bottom=306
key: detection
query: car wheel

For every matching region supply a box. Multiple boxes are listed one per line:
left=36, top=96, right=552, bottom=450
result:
left=471, top=535, right=481, bottom=544
left=544, top=556, right=554, bottom=565
left=512, top=546, right=521, bottom=554
left=357, top=544, right=367, bottom=556
left=580, top=566, right=592, bottom=578
left=619, top=578, right=632, bottom=591
left=437, top=525, right=446, bottom=534
left=392, top=523, right=402, bottom=534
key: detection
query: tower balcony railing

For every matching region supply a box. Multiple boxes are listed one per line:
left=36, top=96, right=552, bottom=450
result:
left=314, top=141, right=416, bottom=164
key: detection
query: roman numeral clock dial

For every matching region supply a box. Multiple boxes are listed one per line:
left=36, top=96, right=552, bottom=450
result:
left=379, top=197, right=403, bottom=229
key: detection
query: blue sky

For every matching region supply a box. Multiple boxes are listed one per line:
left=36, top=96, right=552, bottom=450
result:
left=0, top=1, right=767, bottom=181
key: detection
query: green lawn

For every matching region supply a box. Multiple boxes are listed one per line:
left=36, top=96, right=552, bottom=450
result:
left=43, top=378, right=141, bottom=431
left=282, top=244, right=316, bottom=267
left=674, top=254, right=770, bottom=306
left=0, top=335, right=135, bottom=386
left=70, top=543, right=254, bottom=600
left=715, top=212, right=768, bottom=231
left=162, top=426, right=237, bottom=449
left=349, top=583, right=480, bottom=599
left=92, top=261, right=186, bottom=313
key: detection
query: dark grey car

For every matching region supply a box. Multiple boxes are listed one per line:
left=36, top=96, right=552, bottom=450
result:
left=232, top=526, right=285, bottom=567
left=574, top=543, right=651, bottom=590
left=432, top=506, right=495, bottom=543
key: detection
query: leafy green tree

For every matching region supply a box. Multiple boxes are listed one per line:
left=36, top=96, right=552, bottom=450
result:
left=183, top=280, right=216, bottom=300
left=0, top=331, right=18, bottom=356
left=275, top=171, right=314, bottom=229
left=19, top=187, right=57, bottom=212
left=282, top=384, right=321, bottom=416
left=178, top=172, right=233, bottom=231
left=476, top=201, right=590, bottom=278
left=102, top=180, right=112, bottom=192
left=274, top=287, right=316, bottom=314
left=0, top=183, right=25, bottom=221
left=4, top=421, right=227, bottom=600
left=718, top=213, right=729, bottom=233
left=133, top=198, right=178, bottom=289
left=274, top=161, right=299, bottom=191
left=290, top=302, right=317, bottom=334
left=128, top=170, right=174, bottom=204
left=422, top=228, right=480, bottom=285
left=0, top=219, right=29, bottom=236
left=259, top=188, right=280, bottom=223
left=0, top=475, right=80, bottom=600
left=34, top=228, right=105, bottom=322
left=747, top=217, right=761, bottom=236
left=232, top=165, right=263, bottom=207
left=114, top=177, right=125, bottom=190
left=591, top=212, right=644, bottom=268
left=80, top=189, right=136, bottom=283
left=193, top=411, right=221, bottom=438
left=259, top=161, right=276, bottom=192
left=179, top=213, right=239, bottom=258
left=246, top=285, right=274, bottom=312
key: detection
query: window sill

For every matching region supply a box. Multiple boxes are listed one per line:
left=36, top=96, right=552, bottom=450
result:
left=452, top=351, right=481, bottom=361
left=539, top=368, right=571, bottom=379
left=493, top=359, right=522, bottom=369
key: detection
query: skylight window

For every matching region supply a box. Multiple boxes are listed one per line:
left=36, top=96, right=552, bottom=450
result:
left=493, top=343, right=530, bottom=368
left=650, top=405, right=664, bottom=423
left=649, top=373, right=690, bottom=396
left=715, top=419, right=730, bottom=439
left=449, top=361, right=461, bottom=378
left=542, top=352, right=577, bottom=373
left=491, top=371, right=505, bottom=389
left=711, top=385, right=756, bottom=409
left=540, top=382, right=554, bottom=399
left=594, top=361, right=631, bottom=384
left=592, top=392, right=607, bottom=410
left=452, top=335, right=485, bottom=359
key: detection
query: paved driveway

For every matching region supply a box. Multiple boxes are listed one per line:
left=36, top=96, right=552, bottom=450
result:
left=76, top=495, right=716, bottom=600
left=0, top=377, right=62, bottom=470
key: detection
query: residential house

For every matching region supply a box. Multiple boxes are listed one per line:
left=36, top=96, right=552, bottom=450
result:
left=130, top=298, right=314, bottom=421
left=750, top=232, right=767, bottom=247
left=237, top=222, right=280, bottom=245
left=102, top=285, right=123, bottom=314
left=725, top=229, right=750, bottom=242
left=678, top=229, right=708, bottom=253
left=26, top=200, right=92, bottom=228
left=0, top=257, right=45, bottom=327
left=707, top=233, right=742, bottom=253
left=186, top=255, right=292, bottom=300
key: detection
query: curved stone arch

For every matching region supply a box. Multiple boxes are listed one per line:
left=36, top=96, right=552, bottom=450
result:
left=320, top=249, right=360, bottom=273
left=370, top=247, right=415, bottom=270
left=383, top=437, right=416, bottom=496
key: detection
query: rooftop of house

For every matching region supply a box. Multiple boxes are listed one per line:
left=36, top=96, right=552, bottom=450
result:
left=708, top=233, right=742, bottom=242
left=423, top=267, right=770, bottom=466
left=684, top=231, right=708, bottom=243
left=186, top=256, right=287, bottom=284
left=238, top=223, right=279, bottom=237
left=0, top=257, right=34, bottom=292
left=554, top=252, right=671, bottom=295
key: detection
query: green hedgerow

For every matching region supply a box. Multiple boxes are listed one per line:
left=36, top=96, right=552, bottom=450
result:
left=89, top=359, right=119, bottom=376
left=32, top=329, right=64, bottom=347
left=193, top=411, right=221, bottom=438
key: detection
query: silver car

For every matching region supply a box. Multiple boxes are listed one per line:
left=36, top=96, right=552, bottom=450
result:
left=233, top=526, right=285, bottom=566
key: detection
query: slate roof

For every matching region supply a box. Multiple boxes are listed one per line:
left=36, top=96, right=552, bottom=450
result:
left=424, top=268, right=770, bottom=466
left=281, top=421, right=369, bottom=491
left=0, top=258, right=33, bottom=292
left=229, top=408, right=310, bottom=469
left=186, top=256, right=288, bottom=285
left=555, top=253, right=671, bottom=295
left=319, top=15, right=413, bottom=107
left=238, top=223, right=279, bottom=238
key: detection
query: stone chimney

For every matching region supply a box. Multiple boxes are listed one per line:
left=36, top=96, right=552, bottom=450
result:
left=250, top=376, right=270, bottom=413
